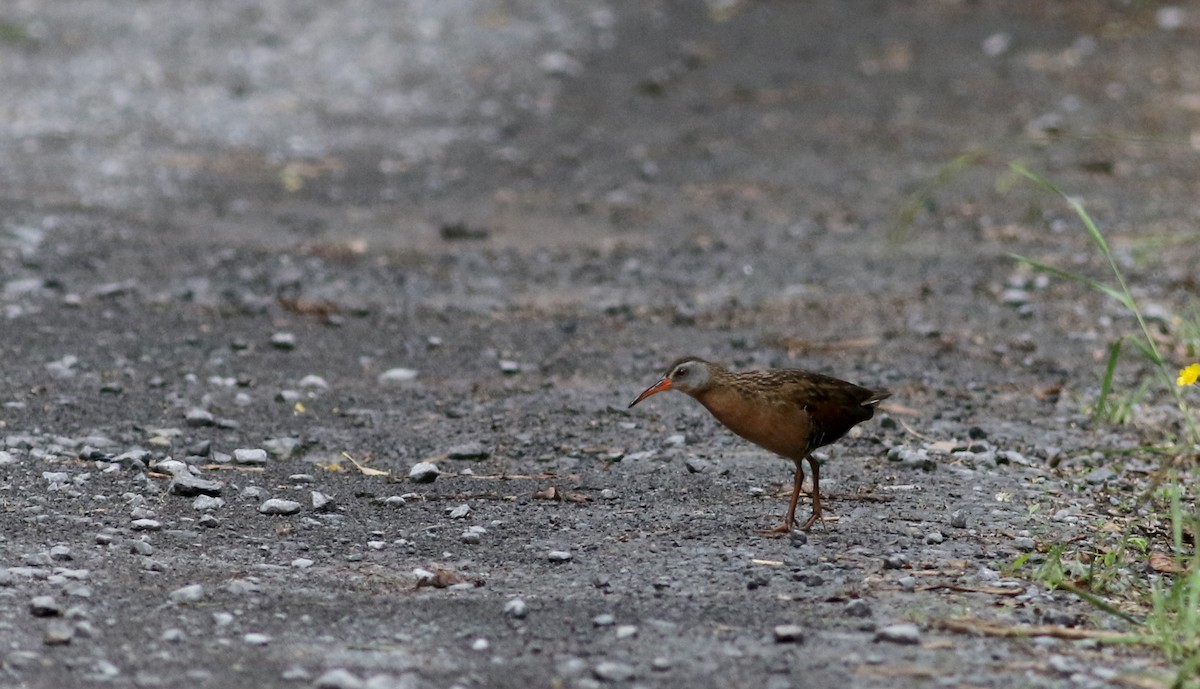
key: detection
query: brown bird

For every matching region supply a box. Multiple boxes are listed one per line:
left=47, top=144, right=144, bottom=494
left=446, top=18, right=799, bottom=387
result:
left=629, top=356, right=890, bottom=533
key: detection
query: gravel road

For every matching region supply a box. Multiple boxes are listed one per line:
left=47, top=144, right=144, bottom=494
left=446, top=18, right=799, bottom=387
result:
left=2, top=2, right=1198, bottom=688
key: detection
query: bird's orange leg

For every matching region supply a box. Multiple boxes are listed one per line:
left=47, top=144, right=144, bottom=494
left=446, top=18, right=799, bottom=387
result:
left=757, top=459, right=805, bottom=535
left=799, top=455, right=823, bottom=531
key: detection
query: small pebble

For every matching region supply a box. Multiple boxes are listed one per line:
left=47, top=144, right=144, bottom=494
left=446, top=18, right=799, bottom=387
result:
left=499, top=360, right=521, bottom=375
left=269, top=332, right=297, bottom=350
left=950, top=511, right=968, bottom=529
left=471, top=638, right=489, bottom=651
left=169, top=473, right=223, bottom=497
left=548, top=550, right=573, bottom=563
left=30, top=596, right=61, bottom=617
left=377, top=368, right=418, bottom=385
left=130, top=506, right=156, bottom=520
left=263, top=437, right=301, bottom=459
left=44, top=620, right=74, bottom=646
left=875, top=623, right=921, bottom=645
left=276, top=390, right=302, bottom=403
left=292, top=558, right=315, bottom=569
left=131, top=519, right=162, bottom=531
left=192, top=495, right=225, bottom=511
left=184, top=408, right=215, bottom=427
left=408, top=462, right=440, bottom=483
left=446, top=504, right=471, bottom=519
left=504, top=598, right=528, bottom=619
left=539, top=50, right=582, bottom=76
left=447, top=442, right=490, bottom=460
left=232, top=448, right=268, bottom=465
left=1157, top=5, right=1185, bottom=30
left=845, top=599, right=872, bottom=618
left=1001, top=288, right=1030, bottom=306
left=615, top=625, right=638, bottom=639
left=42, top=471, right=70, bottom=487
left=773, top=624, right=805, bottom=643
left=592, top=614, right=615, bottom=627
left=1013, top=536, right=1037, bottom=550
left=981, top=32, right=1010, bottom=57
left=168, top=584, right=204, bottom=604
left=243, top=633, right=271, bottom=646
left=153, top=459, right=188, bottom=476
left=592, top=661, right=635, bottom=682
left=259, top=499, right=302, bottom=515
left=49, top=546, right=73, bottom=561
left=298, top=375, right=328, bottom=389
left=311, top=491, right=334, bottom=511
left=314, top=668, right=364, bottom=689
left=925, top=531, right=945, bottom=544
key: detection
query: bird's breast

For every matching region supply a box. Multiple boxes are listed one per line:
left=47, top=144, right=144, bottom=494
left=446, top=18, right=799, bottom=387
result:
left=694, top=387, right=812, bottom=459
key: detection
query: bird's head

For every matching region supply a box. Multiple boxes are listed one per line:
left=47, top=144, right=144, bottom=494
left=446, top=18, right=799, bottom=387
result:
left=628, top=356, right=714, bottom=407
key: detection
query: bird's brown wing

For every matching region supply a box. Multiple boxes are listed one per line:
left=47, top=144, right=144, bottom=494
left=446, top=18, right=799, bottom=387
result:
left=776, top=371, right=886, bottom=449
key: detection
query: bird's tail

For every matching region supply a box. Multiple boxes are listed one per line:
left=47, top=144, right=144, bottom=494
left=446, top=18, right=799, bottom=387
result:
left=863, top=389, right=891, bottom=407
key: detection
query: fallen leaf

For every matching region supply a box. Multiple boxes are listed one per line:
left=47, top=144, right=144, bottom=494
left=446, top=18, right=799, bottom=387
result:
left=928, top=440, right=959, bottom=454
left=921, top=639, right=956, bottom=650
left=414, top=567, right=483, bottom=589
left=855, top=663, right=935, bottom=678
left=932, top=617, right=1133, bottom=642
left=533, top=486, right=588, bottom=502
left=1034, top=384, right=1063, bottom=400
left=914, top=583, right=1021, bottom=596
left=342, top=452, right=389, bottom=477
left=533, top=486, right=561, bottom=501
left=1149, top=552, right=1184, bottom=574
left=462, top=472, right=557, bottom=480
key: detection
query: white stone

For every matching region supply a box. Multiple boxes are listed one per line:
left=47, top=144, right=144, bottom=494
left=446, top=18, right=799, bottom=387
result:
left=377, top=368, right=418, bottom=384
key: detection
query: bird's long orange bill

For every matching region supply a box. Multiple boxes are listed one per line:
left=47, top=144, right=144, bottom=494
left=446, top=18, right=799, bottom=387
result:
left=629, top=377, right=672, bottom=407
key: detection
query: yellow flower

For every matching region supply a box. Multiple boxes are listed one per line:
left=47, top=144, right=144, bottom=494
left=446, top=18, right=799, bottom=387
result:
left=1178, top=363, right=1200, bottom=387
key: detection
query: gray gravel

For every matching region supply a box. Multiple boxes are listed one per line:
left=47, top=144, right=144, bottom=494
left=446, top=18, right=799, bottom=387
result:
left=0, top=2, right=1193, bottom=689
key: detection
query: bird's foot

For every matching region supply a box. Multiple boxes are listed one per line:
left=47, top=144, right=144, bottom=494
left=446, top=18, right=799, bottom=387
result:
left=754, top=523, right=792, bottom=538
left=799, top=511, right=823, bottom=531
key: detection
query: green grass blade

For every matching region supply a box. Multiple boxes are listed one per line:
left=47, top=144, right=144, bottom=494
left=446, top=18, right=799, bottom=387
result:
left=1128, top=336, right=1165, bottom=367
left=890, top=151, right=985, bottom=243
left=1096, top=338, right=1122, bottom=423
left=1010, top=254, right=1134, bottom=308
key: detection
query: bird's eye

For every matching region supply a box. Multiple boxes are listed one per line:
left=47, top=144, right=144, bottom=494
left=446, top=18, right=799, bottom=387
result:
left=675, top=366, right=688, bottom=378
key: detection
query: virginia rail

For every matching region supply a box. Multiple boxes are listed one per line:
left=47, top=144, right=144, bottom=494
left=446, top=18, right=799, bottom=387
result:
left=629, top=356, right=890, bottom=533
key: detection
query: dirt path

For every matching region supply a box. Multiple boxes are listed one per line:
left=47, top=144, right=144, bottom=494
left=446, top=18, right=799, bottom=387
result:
left=1, top=2, right=1198, bottom=688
